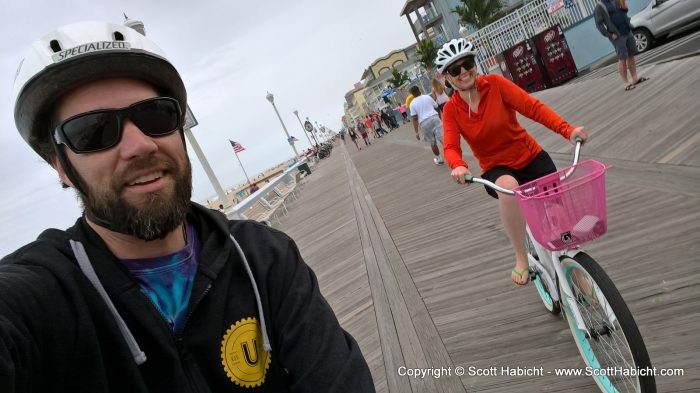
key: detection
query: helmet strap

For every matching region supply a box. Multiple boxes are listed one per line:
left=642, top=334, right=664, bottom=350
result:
left=51, top=136, right=88, bottom=197
left=50, top=136, right=119, bottom=232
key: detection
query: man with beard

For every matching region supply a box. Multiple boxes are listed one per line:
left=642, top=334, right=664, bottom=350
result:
left=1, top=21, right=374, bottom=392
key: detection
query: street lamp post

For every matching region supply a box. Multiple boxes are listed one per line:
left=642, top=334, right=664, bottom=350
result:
left=304, top=116, right=321, bottom=146
left=314, top=121, right=326, bottom=143
left=292, top=110, right=314, bottom=147
left=266, top=91, right=300, bottom=160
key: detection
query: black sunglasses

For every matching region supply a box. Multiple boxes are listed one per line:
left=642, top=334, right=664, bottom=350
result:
left=446, top=57, right=476, bottom=77
left=53, top=97, right=182, bottom=154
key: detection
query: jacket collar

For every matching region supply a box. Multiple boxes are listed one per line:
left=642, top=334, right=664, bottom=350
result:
left=64, top=202, right=232, bottom=291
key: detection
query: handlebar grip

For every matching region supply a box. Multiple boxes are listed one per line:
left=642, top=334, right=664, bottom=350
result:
left=575, top=136, right=584, bottom=144
left=464, top=174, right=474, bottom=183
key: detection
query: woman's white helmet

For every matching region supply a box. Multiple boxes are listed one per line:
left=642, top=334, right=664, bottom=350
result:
left=435, top=38, right=477, bottom=73
left=12, top=21, right=187, bottom=160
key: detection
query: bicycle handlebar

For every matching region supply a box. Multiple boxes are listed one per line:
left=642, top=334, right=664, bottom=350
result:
left=572, top=137, right=583, bottom=166
left=464, top=138, right=584, bottom=196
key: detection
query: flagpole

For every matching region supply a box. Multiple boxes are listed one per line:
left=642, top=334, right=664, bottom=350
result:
left=234, top=150, right=252, bottom=185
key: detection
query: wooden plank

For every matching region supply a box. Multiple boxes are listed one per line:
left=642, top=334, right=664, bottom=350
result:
left=344, top=146, right=466, bottom=392
left=278, top=154, right=389, bottom=392
left=345, top=151, right=414, bottom=393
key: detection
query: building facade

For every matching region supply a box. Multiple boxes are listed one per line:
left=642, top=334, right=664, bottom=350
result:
left=400, top=0, right=531, bottom=46
left=400, top=0, right=460, bottom=46
left=343, top=44, right=423, bottom=122
left=343, top=82, right=365, bottom=122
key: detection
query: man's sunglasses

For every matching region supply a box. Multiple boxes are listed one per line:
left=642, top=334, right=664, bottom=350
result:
left=53, top=97, right=182, bottom=154
left=446, top=57, right=476, bottom=77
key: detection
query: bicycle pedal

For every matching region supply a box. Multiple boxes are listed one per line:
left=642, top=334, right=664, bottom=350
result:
left=528, top=269, right=537, bottom=281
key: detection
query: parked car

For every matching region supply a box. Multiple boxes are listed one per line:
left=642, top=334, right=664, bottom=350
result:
left=631, top=0, right=700, bottom=52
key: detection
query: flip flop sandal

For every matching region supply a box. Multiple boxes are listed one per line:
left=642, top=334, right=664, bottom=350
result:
left=511, top=267, right=531, bottom=285
left=624, top=84, right=635, bottom=91
left=634, top=77, right=649, bottom=85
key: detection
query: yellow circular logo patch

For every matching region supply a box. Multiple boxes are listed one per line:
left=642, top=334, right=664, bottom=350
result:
left=220, top=317, right=271, bottom=388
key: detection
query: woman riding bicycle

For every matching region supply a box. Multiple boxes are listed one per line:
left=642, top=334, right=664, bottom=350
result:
left=439, top=38, right=588, bottom=285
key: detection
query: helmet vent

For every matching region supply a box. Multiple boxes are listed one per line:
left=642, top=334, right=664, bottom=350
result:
left=49, top=40, right=62, bottom=53
left=114, top=31, right=125, bottom=41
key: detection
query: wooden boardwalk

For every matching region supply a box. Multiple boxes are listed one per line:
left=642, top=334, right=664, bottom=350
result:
left=278, top=55, right=700, bottom=392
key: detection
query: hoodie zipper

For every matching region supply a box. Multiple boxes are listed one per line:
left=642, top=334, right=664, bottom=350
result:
left=181, top=283, right=213, bottom=333
left=175, top=282, right=213, bottom=393
left=137, top=282, right=212, bottom=393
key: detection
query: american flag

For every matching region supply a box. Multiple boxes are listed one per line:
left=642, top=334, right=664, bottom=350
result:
left=229, top=140, right=245, bottom=153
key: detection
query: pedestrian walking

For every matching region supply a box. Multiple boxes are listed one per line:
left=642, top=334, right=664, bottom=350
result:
left=594, top=0, right=649, bottom=91
left=409, top=85, right=445, bottom=165
left=357, top=121, right=371, bottom=146
left=363, top=116, right=378, bottom=138
left=431, top=78, right=450, bottom=118
left=372, top=117, right=388, bottom=136
left=405, top=92, right=415, bottom=110
left=381, top=108, right=397, bottom=130
left=348, top=126, right=362, bottom=150
left=2, top=19, right=375, bottom=392
left=437, top=38, right=587, bottom=285
left=398, top=103, right=408, bottom=123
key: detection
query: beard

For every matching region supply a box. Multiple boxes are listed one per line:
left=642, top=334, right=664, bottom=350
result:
left=78, top=154, right=192, bottom=241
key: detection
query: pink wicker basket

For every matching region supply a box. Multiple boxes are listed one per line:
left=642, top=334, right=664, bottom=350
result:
left=514, top=160, right=610, bottom=251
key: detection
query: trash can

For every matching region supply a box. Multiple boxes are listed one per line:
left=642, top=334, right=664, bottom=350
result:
left=298, top=163, right=312, bottom=176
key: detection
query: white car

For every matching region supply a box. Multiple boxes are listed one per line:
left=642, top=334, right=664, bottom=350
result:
left=631, top=0, right=700, bottom=52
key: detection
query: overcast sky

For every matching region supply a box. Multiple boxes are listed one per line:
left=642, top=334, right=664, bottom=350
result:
left=0, top=0, right=420, bottom=255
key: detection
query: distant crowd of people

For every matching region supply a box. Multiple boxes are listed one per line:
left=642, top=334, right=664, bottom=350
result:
left=340, top=75, right=454, bottom=161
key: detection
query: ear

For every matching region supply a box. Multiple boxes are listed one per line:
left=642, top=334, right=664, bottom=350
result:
left=49, top=155, right=74, bottom=189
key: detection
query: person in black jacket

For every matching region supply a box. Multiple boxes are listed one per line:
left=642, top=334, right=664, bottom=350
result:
left=2, top=20, right=375, bottom=392
left=594, top=0, right=648, bottom=91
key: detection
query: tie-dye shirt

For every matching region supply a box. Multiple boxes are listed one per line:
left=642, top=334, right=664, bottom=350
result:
left=120, top=220, right=199, bottom=336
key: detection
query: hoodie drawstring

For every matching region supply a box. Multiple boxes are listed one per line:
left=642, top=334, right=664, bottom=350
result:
left=229, top=234, right=272, bottom=352
left=70, top=240, right=147, bottom=365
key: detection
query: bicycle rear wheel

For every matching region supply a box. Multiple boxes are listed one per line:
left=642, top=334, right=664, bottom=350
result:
left=526, top=235, right=560, bottom=315
left=560, top=252, right=655, bottom=393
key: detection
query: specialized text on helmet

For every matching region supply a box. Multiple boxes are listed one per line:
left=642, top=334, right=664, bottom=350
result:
left=52, top=42, right=131, bottom=62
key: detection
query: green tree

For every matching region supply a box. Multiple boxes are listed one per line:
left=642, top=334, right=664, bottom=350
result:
left=386, top=67, right=410, bottom=89
left=453, top=0, right=505, bottom=29
left=415, top=39, right=438, bottom=72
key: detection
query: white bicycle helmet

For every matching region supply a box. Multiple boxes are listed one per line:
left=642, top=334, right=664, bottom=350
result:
left=12, top=21, right=186, bottom=160
left=435, top=38, right=477, bottom=73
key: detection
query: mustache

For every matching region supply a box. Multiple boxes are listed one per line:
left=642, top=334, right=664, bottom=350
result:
left=114, top=155, right=177, bottom=187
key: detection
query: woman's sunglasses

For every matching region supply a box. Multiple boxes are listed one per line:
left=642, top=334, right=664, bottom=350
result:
left=446, top=57, right=476, bottom=77
left=53, top=97, right=182, bottom=154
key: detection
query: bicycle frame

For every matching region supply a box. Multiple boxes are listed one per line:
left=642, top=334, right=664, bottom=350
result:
left=526, top=227, right=618, bottom=332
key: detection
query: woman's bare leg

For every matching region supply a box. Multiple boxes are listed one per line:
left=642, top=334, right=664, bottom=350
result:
left=495, top=175, right=529, bottom=285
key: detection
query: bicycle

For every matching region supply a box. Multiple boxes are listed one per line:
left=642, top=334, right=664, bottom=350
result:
left=465, top=140, right=656, bottom=393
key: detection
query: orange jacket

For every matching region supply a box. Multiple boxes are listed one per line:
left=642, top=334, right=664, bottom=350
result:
left=443, top=74, right=575, bottom=173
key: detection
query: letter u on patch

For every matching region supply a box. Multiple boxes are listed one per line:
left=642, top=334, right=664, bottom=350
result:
left=220, top=317, right=271, bottom=388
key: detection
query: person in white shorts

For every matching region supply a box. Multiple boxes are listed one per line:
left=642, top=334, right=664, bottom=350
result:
left=409, top=85, right=444, bottom=165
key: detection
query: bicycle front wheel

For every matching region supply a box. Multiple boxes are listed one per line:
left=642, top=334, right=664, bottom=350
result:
left=560, top=252, right=656, bottom=393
